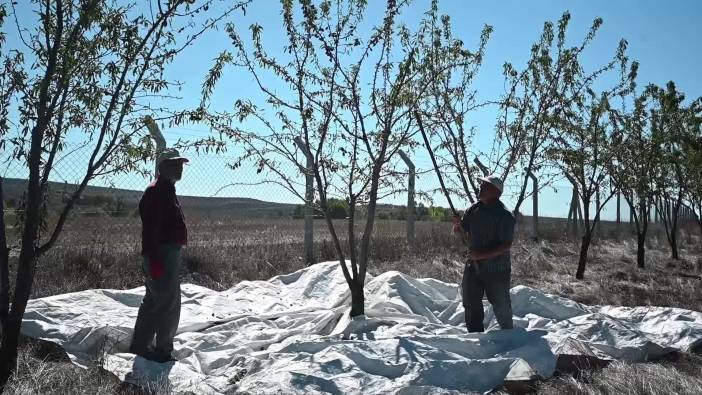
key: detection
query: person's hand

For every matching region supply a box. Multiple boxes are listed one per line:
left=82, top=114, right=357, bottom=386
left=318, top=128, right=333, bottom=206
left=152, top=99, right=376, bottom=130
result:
left=149, top=256, right=165, bottom=279
left=452, top=216, right=462, bottom=235
left=465, top=249, right=485, bottom=261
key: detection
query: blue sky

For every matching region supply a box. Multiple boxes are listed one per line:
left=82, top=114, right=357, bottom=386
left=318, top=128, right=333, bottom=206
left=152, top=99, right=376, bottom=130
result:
left=5, top=0, right=702, bottom=219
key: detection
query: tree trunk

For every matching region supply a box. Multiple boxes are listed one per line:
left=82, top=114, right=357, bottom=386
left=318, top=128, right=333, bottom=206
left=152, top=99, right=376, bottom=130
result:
left=355, top=163, right=381, bottom=317
left=671, top=229, right=679, bottom=260
left=575, top=231, right=592, bottom=280
left=0, top=178, right=9, bottom=327
left=0, top=250, right=36, bottom=384
left=349, top=279, right=365, bottom=318
left=0, top=111, right=47, bottom=386
left=636, top=231, right=646, bottom=269
left=355, top=123, right=394, bottom=315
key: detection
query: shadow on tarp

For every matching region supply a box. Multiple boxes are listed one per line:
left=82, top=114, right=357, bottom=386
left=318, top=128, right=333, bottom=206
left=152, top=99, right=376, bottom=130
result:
left=290, top=371, right=343, bottom=394
left=118, top=357, right=174, bottom=394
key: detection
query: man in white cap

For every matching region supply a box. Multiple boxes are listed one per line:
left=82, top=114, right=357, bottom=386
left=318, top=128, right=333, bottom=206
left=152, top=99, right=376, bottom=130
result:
left=130, top=149, right=189, bottom=362
left=452, top=174, right=515, bottom=332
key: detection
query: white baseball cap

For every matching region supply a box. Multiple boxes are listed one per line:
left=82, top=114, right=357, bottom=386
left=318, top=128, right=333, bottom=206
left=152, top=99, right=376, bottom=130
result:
left=477, top=174, right=504, bottom=193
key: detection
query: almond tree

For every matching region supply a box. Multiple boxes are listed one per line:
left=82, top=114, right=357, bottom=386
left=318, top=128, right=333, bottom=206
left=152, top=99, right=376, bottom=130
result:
left=489, top=13, right=612, bottom=215
left=198, top=0, right=465, bottom=317
left=0, top=0, right=248, bottom=384
left=548, top=40, right=636, bottom=279
left=609, top=85, right=658, bottom=269
left=649, top=82, right=700, bottom=259
left=0, top=3, right=26, bottom=331
left=683, top=117, right=702, bottom=235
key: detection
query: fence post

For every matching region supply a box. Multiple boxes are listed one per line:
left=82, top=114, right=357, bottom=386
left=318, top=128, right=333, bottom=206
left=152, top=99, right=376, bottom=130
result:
left=570, top=189, right=581, bottom=237
left=595, top=186, right=601, bottom=235
left=648, top=200, right=652, bottom=224
left=629, top=197, right=636, bottom=229
left=685, top=204, right=692, bottom=244
left=565, top=174, right=581, bottom=237
left=294, top=137, right=315, bottom=266
left=616, top=189, right=621, bottom=228
left=473, top=157, right=490, bottom=176
left=527, top=171, right=538, bottom=240
left=143, top=116, right=166, bottom=177
left=0, top=177, right=8, bottom=325
left=398, top=150, right=415, bottom=247
left=576, top=194, right=584, bottom=229
left=567, top=194, right=574, bottom=234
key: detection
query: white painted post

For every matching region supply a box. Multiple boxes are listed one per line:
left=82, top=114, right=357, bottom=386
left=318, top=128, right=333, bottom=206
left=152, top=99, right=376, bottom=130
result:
left=143, top=116, right=166, bottom=177
left=398, top=150, right=415, bottom=248
left=527, top=171, right=538, bottom=240
left=294, top=137, right=315, bottom=266
left=473, top=157, right=490, bottom=176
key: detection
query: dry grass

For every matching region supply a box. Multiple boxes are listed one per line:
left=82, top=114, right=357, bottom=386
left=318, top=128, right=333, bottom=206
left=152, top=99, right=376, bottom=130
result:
left=6, top=217, right=702, bottom=394
left=532, top=353, right=702, bottom=395
left=4, top=337, right=148, bottom=395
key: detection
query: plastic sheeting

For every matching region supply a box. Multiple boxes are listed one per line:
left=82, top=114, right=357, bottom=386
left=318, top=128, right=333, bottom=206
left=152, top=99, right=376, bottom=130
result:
left=21, top=261, right=702, bottom=394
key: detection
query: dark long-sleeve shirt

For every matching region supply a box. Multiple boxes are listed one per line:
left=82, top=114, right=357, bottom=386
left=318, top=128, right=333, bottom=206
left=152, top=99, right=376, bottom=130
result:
left=139, top=178, right=187, bottom=257
left=460, top=200, right=515, bottom=272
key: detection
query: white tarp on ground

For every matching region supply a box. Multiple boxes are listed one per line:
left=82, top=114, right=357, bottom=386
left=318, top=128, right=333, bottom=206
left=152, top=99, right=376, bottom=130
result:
left=20, top=261, right=702, bottom=394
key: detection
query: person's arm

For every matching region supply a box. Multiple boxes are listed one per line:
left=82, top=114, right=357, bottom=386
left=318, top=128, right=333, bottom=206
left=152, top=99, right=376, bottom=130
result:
left=452, top=209, right=470, bottom=236
left=468, top=241, right=512, bottom=261
left=141, top=187, right=165, bottom=277
left=468, top=212, right=515, bottom=261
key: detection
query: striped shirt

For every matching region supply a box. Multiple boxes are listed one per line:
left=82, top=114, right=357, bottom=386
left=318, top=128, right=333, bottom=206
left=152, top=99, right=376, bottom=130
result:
left=460, top=200, right=515, bottom=273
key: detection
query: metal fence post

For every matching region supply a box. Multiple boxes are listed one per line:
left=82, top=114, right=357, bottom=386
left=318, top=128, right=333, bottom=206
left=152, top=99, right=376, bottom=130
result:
left=595, top=186, right=601, bottom=235
left=398, top=150, right=415, bottom=247
left=473, top=157, right=490, bottom=176
left=143, top=116, right=166, bottom=177
left=527, top=170, right=538, bottom=240
left=567, top=194, right=574, bottom=234
left=294, top=137, right=315, bottom=266
left=565, top=174, right=581, bottom=237
left=616, top=189, right=621, bottom=228
left=629, top=200, right=636, bottom=229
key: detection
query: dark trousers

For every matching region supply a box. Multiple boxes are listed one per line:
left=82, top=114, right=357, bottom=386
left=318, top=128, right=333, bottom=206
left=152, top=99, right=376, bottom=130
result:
left=461, top=263, right=513, bottom=332
left=131, top=244, right=182, bottom=356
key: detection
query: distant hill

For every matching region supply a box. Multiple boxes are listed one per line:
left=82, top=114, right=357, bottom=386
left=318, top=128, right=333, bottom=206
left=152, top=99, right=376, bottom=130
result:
left=2, top=178, right=298, bottom=218
left=2, top=178, right=467, bottom=220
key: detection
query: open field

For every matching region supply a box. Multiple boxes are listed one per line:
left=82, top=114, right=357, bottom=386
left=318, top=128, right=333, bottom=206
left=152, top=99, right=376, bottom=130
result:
left=4, top=217, right=702, bottom=394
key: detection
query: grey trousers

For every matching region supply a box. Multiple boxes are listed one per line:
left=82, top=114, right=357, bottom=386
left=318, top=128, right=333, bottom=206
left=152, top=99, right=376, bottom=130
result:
left=462, top=263, right=513, bottom=332
left=131, top=244, right=182, bottom=356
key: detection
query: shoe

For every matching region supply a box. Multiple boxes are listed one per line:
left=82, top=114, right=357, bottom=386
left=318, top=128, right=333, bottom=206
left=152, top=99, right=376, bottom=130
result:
left=151, top=350, right=178, bottom=363
left=128, top=344, right=154, bottom=360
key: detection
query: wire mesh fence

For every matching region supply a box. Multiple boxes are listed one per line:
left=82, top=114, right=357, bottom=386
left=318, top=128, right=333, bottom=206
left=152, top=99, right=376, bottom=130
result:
left=1, top=138, right=699, bottom=261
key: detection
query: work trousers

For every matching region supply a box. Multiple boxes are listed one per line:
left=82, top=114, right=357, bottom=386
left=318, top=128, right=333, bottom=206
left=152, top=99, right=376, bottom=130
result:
left=461, top=263, right=513, bottom=332
left=131, top=243, right=182, bottom=356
